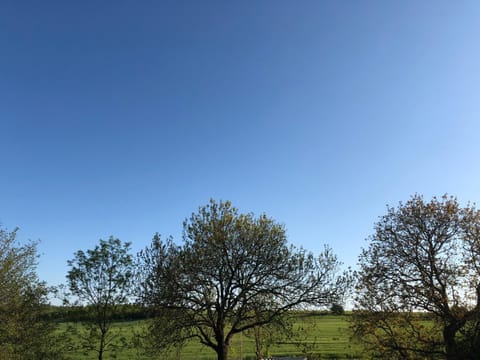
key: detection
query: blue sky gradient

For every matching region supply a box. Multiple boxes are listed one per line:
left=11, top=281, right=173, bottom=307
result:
left=1, top=1, right=480, bottom=287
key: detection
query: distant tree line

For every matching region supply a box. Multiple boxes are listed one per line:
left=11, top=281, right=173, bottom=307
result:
left=41, top=304, right=150, bottom=323
left=3, top=195, right=480, bottom=359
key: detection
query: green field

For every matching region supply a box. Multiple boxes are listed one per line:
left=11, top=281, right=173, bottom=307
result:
left=59, top=313, right=363, bottom=359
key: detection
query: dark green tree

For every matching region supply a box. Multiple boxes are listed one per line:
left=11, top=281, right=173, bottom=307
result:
left=138, top=199, right=352, bottom=360
left=352, top=195, right=480, bottom=359
left=330, top=303, right=345, bottom=315
left=67, top=237, right=134, bottom=360
left=0, top=225, right=61, bottom=359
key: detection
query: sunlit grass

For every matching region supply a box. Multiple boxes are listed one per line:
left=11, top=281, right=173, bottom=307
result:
left=58, top=313, right=363, bottom=359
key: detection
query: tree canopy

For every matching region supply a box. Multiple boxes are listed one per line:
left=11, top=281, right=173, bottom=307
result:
left=352, top=194, right=480, bottom=359
left=138, top=199, right=351, bottom=360
left=0, top=225, right=59, bottom=359
left=67, top=237, right=134, bottom=360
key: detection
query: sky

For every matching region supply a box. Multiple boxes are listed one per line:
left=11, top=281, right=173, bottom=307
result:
left=1, top=0, right=480, bottom=288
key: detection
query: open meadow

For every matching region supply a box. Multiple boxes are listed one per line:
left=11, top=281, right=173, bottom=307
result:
left=59, top=313, right=363, bottom=360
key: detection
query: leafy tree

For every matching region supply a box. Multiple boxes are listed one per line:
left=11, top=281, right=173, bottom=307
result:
left=293, top=316, right=323, bottom=360
left=138, top=199, right=351, bottom=360
left=352, top=194, right=480, bottom=359
left=0, top=225, right=61, bottom=359
left=243, top=311, right=293, bottom=360
left=330, top=303, right=344, bottom=315
left=67, top=237, right=134, bottom=360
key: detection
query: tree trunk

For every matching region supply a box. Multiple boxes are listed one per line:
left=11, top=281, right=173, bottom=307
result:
left=216, top=341, right=229, bottom=360
left=444, top=322, right=459, bottom=360
left=254, top=326, right=262, bottom=360
left=98, top=331, right=105, bottom=360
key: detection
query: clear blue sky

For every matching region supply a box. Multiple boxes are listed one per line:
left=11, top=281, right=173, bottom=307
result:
left=1, top=0, right=480, bottom=287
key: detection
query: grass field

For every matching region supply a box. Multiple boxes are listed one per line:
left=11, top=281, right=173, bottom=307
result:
left=59, top=313, right=363, bottom=359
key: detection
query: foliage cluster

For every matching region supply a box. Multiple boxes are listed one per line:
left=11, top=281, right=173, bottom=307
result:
left=352, top=195, right=480, bottom=360
left=0, top=226, right=63, bottom=359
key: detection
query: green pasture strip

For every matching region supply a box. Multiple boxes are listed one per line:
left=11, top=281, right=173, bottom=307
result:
left=57, top=314, right=364, bottom=359
left=266, top=314, right=363, bottom=359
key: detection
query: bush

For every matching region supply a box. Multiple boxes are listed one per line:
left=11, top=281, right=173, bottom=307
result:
left=330, top=304, right=344, bottom=315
